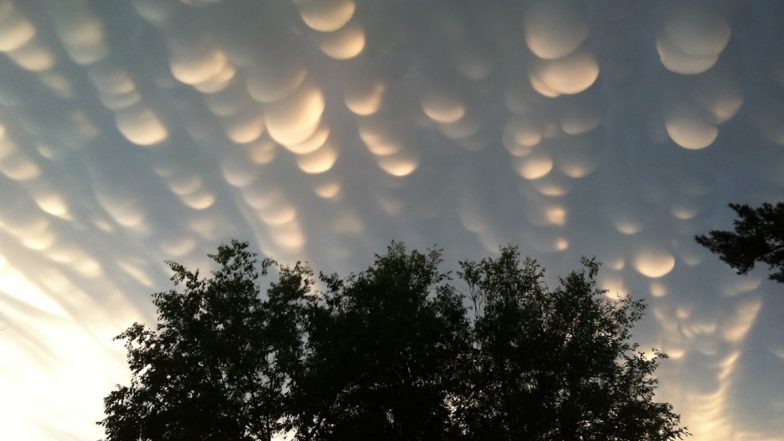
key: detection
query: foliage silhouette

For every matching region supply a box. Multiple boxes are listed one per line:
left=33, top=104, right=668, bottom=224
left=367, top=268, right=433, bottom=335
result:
left=100, top=240, right=687, bottom=441
left=456, top=250, right=686, bottom=440
left=695, top=202, right=784, bottom=283
left=100, top=241, right=306, bottom=441
left=290, top=242, right=469, bottom=441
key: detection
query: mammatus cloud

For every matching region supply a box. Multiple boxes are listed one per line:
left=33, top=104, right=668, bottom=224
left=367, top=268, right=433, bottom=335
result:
left=0, top=0, right=782, bottom=439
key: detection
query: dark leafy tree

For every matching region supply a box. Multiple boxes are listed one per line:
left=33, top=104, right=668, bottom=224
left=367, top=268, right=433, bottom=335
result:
left=100, top=240, right=310, bottom=441
left=101, top=241, right=687, bottom=441
left=290, top=242, right=470, bottom=441
left=455, top=248, right=687, bottom=441
left=695, top=202, right=784, bottom=283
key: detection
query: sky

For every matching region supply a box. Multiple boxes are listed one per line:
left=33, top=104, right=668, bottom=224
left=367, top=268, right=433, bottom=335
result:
left=0, top=0, right=782, bottom=439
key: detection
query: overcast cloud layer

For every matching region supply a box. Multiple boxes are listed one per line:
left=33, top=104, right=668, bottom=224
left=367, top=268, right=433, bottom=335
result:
left=0, top=0, right=783, bottom=439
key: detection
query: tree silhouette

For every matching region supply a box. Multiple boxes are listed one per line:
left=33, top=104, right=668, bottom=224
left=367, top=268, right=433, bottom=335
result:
left=100, top=241, right=308, bottom=440
left=696, top=202, right=784, bottom=283
left=456, top=249, right=686, bottom=440
left=290, top=242, right=470, bottom=441
left=100, top=241, right=687, bottom=441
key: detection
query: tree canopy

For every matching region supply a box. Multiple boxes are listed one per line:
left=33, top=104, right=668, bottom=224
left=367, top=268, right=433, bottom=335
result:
left=101, top=240, right=687, bottom=441
left=695, top=202, right=784, bottom=283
